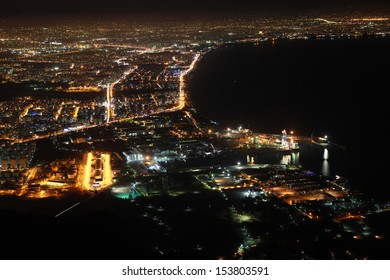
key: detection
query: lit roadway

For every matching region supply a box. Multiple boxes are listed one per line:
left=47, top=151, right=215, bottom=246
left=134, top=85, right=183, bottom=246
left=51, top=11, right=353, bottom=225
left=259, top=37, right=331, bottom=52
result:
left=184, top=111, right=201, bottom=130
left=83, top=152, right=93, bottom=191
left=167, top=53, right=200, bottom=112
left=106, top=67, right=137, bottom=123
left=101, top=153, right=112, bottom=187
left=13, top=124, right=98, bottom=144
left=180, top=53, right=200, bottom=107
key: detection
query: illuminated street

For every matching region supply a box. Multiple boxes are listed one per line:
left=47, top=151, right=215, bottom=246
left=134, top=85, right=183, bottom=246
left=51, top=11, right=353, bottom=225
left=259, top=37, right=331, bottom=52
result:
left=106, top=67, right=137, bottom=123
left=83, top=152, right=93, bottom=190
left=101, top=153, right=112, bottom=187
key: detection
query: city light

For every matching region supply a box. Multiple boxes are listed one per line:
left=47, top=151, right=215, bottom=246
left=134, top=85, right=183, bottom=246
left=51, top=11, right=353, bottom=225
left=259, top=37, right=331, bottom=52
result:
left=0, top=14, right=389, bottom=263
left=83, top=152, right=93, bottom=190
left=101, top=153, right=112, bottom=187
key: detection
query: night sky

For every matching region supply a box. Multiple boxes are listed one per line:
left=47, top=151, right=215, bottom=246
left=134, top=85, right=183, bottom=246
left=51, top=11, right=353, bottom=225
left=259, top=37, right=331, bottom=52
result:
left=1, top=0, right=390, bottom=18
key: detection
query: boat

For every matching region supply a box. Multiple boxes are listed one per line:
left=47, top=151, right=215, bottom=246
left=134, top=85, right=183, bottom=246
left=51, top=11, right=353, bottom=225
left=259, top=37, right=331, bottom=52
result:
left=310, top=135, right=329, bottom=146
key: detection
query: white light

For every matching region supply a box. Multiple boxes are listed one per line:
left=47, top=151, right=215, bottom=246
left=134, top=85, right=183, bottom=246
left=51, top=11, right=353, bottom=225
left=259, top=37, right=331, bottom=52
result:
left=323, top=148, right=329, bottom=160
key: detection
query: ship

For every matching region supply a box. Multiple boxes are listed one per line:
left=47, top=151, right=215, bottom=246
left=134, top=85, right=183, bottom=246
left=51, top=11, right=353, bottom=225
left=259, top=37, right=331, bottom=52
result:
left=311, top=135, right=329, bottom=146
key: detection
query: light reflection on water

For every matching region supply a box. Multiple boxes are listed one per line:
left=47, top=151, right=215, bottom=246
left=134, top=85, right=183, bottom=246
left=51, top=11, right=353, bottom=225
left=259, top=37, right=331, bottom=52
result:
left=280, top=151, right=300, bottom=166
left=291, top=151, right=300, bottom=166
left=177, top=141, right=346, bottom=179
left=321, top=148, right=330, bottom=176
left=280, top=154, right=291, bottom=165
left=275, top=143, right=343, bottom=178
left=323, top=148, right=329, bottom=160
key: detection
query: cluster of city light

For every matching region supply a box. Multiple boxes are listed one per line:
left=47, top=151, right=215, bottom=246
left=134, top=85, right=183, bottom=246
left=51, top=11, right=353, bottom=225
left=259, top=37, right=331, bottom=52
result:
left=79, top=152, right=114, bottom=191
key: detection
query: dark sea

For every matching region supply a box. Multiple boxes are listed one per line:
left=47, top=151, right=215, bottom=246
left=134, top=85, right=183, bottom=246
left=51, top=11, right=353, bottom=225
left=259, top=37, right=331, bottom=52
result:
left=188, top=36, right=390, bottom=200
